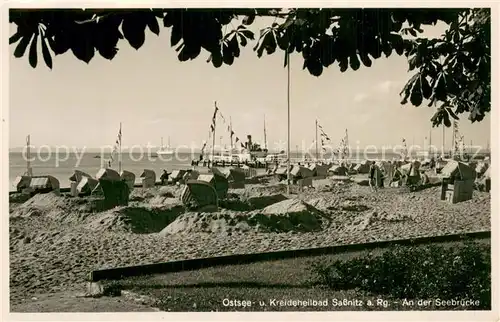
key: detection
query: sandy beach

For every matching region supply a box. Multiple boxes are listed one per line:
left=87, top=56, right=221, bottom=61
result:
left=9, top=175, right=491, bottom=309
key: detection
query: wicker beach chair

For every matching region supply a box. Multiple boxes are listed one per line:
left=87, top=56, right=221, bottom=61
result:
left=28, top=175, right=60, bottom=195
left=140, top=169, right=156, bottom=188
left=290, top=165, right=313, bottom=178
left=168, top=170, right=186, bottom=185
left=97, top=178, right=130, bottom=207
left=96, top=168, right=121, bottom=181
left=120, top=170, right=136, bottom=191
left=309, top=164, right=329, bottom=177
left=267, top=164, right=279, bottom=175
left=183, top=170, right=200, bottom=182
left=480, top=167, right=491, bottom=192
left=228, top=167, right=246, bottom=182
left=398, top=161, right=422, bottom=186
left=329, top=165, right=348, bottom=176
left=77, top=176, right=99, bottom=196
left=200, top=171, right=229, bottom=199
left=224, top=167, right=247, bottom=188
left=13, top=175, right=32, bottom=193
left=275, top=167, right=288, bottom=176
left=440, top=161, right=477, bottom=202
left=241, top=165, right=258, bottom=178
left=69, top=170, right=93, bottom=184
left=180, top=180, right=218, bottom=210
left=475, top=162, right=489, bottom=178
left=353, top=162, right=370, bottom=174
left=440, top=161, right=476, bottom=181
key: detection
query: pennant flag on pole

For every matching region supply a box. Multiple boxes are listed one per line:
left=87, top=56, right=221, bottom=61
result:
left=212, top=104, right=218, bottom=128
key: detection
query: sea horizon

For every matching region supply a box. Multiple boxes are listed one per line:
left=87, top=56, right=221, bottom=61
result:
left=8, top=149, right=490, bottom=192
left=8, top=146, right=492, bottom=153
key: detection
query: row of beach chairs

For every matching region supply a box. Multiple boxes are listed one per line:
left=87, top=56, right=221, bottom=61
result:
left=13, top=166, right=258, bottom=210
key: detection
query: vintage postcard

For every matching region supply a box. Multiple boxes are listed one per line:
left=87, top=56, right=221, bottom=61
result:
left=2, top=2, right=498, bottom=321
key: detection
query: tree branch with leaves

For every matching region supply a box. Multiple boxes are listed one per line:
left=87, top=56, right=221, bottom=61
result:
left=9, top=8, right=490, bottom=126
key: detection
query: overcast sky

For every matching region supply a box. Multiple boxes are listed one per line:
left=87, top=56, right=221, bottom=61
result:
left=9, top=15, right=490, bottom=151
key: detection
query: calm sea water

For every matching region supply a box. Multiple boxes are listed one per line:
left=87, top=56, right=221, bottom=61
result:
left=8, top=151, right=412, bottom=190
left=8, top=152, right=200, bottom=190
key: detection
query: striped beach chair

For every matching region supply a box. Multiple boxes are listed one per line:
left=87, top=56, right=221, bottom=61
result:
left=199, top=172, right=229, bottom=199
left=180, top=180, right=218, bottom=210
left=168, top=170, right=186, bottom=185
left=29, top=175, right=60, bottom=195
left=13, top=175, right=32, bottom=193
left=77, top=176, right=99, bottom=196
left=241, top=165, right=258, bottom=178
left=96, top=168, right=121, bottom=181
left=120, top=170, right=136, bottom=191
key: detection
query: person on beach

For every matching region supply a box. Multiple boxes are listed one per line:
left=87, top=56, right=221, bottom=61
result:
left=430, top=157, right=436, bottom=174
left=160, top=170, right=170, bottom=185
left=430, top=157, right=436, bottom=169
left=386, top=161, right=395, bottom=187
left=369, top=161, right=379, bottom=192
left=420, top=169, right=429, bottom=185
left=379, top=164, right=386, bottom=188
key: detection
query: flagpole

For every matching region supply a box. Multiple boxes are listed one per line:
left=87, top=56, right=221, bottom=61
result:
left=263, top=114, right=267, bottom=151
left=315, top=119, right=318, bottom=161
left=206, top=129, right=211, bottom=160
left=118, top=122, right=122, bottom=173
left=429, top=126, right=432, bottom=150
left=26, top=134, right=32, bottom=177
left=230, top=116, right=233, bottom=150
left=286, top=49, right=291, bottom=195
left=212, top=101, right=217, bottom=165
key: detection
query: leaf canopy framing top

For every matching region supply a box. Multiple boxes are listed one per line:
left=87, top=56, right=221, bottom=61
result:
left=9, top=8, right=491, bottom=126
